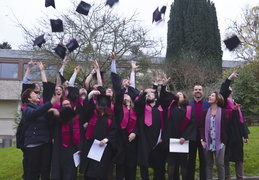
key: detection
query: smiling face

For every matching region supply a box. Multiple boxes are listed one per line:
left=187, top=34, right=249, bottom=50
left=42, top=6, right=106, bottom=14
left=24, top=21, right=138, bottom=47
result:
left=193, top=85, right=203, bottom=100
left=146, top=92, right=155, bottom=101
left=176, top=92, right=184, bottom=102
left=28, top=91, right=40, bottom=104
left=208, top=93, right=217, bottom=104
left=106, top=88, right=113, bottom=97
left=55, top=86, right=63, bottom=97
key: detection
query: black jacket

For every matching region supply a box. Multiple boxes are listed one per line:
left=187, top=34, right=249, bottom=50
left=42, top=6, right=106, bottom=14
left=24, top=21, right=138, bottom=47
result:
left=22, top=102, right=53, bottom=146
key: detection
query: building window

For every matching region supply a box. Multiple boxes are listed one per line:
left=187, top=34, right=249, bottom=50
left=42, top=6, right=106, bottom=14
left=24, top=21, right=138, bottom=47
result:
left=0, top=63, right=18, bottom=79
left=23, top=64, right=59, bottom=80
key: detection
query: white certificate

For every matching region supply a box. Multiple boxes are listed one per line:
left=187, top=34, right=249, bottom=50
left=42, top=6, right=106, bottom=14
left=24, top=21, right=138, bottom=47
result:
left=153, top=129, right=162, bottom=149
left=87, top=139, right=107, bottom=162
left=169, top=138, right=189, bottom=153
left=73, top=151, right=80, bottom=167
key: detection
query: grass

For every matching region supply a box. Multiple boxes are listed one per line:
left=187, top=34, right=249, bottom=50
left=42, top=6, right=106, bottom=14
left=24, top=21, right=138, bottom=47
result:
left=0, top=126, right=258, bottom=180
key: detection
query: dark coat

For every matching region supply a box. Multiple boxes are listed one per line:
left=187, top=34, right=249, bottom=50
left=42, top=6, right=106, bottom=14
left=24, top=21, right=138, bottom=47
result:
left=22, top=102, right=53, bottom=146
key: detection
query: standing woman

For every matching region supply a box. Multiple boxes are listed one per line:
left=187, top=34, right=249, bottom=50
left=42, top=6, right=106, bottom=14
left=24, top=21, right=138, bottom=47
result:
left=48, top=99, right=84, bottom=180
left=80, top=90, right=117, bottom=180
left=21, top=88, right=60, bottom=180
left=220, top=71, right=250, bottom=180
left=200, top=92, right=233, bottom=180
left=160, top=75, right=196, bottom=180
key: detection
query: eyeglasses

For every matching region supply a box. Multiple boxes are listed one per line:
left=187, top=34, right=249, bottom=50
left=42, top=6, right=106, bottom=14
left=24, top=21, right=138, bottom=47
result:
left=34, top=91, right=40, bottom=94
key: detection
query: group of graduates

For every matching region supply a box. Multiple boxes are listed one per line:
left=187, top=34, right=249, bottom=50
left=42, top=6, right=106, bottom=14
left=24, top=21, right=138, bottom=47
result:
left=17, top=52, right=250, bottom=180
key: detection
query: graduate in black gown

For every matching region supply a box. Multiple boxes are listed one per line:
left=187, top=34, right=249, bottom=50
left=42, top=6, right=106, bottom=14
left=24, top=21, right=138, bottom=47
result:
left=135, top=84, right=165, bottom=180
left=220, top=70, right=250, bottom=180
left=160, top=75, right=196, bottom=180
left=110, top=53, right=139, bottom=180
left=80, top=89, right=117, bottom=180
left=46, top=99, right=84, bottom=180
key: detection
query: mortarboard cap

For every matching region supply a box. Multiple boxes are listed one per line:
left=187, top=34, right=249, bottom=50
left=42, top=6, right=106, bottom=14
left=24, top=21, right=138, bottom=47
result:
left=106, top=0, right=119, bottom=8
left=97, top=95, right=111, bottom=109
left=45, top=0, right=55, bottom=8
left=54, top=44, right=67, bottom=59
left=50, top=19, right=64, bottom=32
left=97, top=86, right=106, bottom=95
left=60, top=106, right=77, bottom=122
left=160, top=6, right=167, bottom=14
left=224, top=35, right=241, bottom=51
left=76, top=1, right=91, bottom=16
left=33, top=34, right=46, bottom=48
left=67, top=87, right=79, bottom=103
left=66, top=39, right=79, bottom=53
left=152, top=8, right=162, bottom=23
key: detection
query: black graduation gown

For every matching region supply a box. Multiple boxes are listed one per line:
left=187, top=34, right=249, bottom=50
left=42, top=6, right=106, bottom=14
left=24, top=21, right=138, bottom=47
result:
left=220, top=78, right=250, bottom=162
left=226, top=110, right=250, bottom=162
left=134, top=92, right=164, bottom=167
left=79, top=99, right=117, bottom=179
left=112, top=87, right=139, bottom=167
left=47, top=107, right=84, bottom=180
left=160, top=85, right=196, bottom=161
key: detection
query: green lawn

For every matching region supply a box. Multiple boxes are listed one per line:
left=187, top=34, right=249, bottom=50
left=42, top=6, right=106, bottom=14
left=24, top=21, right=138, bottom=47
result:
left=0, top=126, right=258, bottom=180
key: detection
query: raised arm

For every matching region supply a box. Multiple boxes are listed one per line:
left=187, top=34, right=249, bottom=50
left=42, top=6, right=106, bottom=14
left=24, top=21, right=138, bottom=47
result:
left=160, top=74, right=177, bottom=108
left=130, top=60, right=139, bottom=88
left=110, top=52, right=117, bottom=74
left=85, top=69, right=96, bottom=91
left=23, top=59, right=35, bottom=84
left=59, top=56, right=69, bottom=76
left=37, top=62, right=47, bottom=83
left=92, top=60, right=102, bottom=86
left=68, top=65, right=80, bottom=87
left=220, top=70, right=238, bottom=106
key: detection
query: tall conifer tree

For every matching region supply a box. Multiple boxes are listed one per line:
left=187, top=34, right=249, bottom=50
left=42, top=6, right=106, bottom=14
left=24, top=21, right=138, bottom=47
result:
left=166, top=0, right=222, bottom=73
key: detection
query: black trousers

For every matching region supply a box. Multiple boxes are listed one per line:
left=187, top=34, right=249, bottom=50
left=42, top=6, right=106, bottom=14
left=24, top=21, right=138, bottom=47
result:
left=25, top=142, right=52, bottom=180
left=187, top=137, right=206, bottom=180
left=116, top=164, right=136, bottom=180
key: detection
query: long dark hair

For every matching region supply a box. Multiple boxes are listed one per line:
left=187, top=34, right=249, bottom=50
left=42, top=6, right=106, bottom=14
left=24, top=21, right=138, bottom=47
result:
left=178, top=93, right=189, bottom=108
left=95, top=105, right=113, bottom=119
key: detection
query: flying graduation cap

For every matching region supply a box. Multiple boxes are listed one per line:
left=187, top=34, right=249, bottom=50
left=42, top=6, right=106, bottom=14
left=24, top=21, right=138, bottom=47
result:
left=106, top=0, right=119, bottom=8
left=160, top=6, right=167, bottom=14
left=45, top=0, right=55, bottom=8
left=54, top=44, right=66, bottom=59
left=152, top=6, right=167, bottom=23
left=76, top=1, right=91, bottom=16
left=224, top=35, right=241, bottom=51
left=33, top=34, right=46, bottom=48
left=66, top=39, right=79, bottom=53
left=152, top=8, right=162, bottom=23
left=50, top=19, right=64, bottom=32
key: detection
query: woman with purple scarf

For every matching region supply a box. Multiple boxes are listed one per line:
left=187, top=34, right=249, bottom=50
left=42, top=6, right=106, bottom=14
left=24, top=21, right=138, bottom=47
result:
left=200, top=92, right=234, bottom=180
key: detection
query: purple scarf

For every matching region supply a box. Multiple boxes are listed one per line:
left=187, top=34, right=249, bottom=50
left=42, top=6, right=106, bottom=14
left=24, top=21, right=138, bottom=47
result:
left=205, top=107, right=222, bottom=156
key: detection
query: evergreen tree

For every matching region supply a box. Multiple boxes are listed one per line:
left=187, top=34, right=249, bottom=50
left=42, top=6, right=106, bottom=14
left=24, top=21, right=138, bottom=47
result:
left=166, top=0, right=222, bottom=74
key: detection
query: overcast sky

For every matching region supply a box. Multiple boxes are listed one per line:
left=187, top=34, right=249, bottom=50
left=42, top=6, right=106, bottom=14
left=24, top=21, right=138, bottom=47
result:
left=0, top=0, right=258, bottom=60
